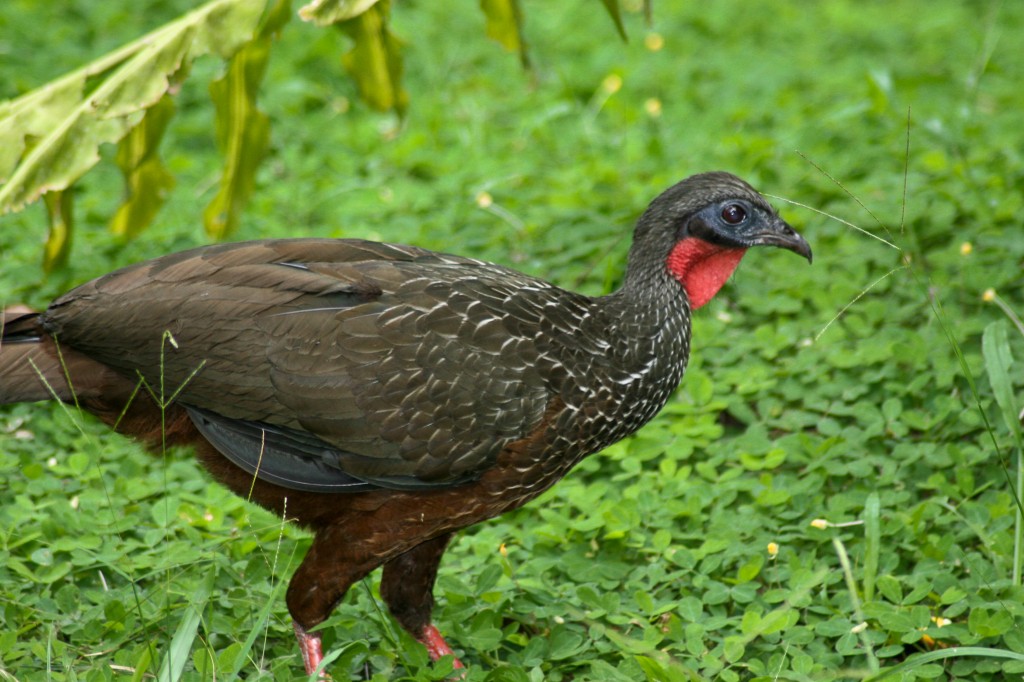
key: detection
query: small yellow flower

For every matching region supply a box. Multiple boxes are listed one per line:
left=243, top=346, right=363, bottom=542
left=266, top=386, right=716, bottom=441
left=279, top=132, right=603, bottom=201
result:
left=644, top=33, right=665, bottom=51
left=851, top=621, right=868, bottom=634
left=766, top=542, right=779, bottom=557
left=810, top=518, right=829, bottom=530
left=982, top=288, right=996, bottom=302
left=476, top=191, right=494, bottom=209
left=644, top=98, right=662, bottom=118
left=499, top=542, right=508, bottom=557
left=920, top=615, right=952, bottom=649
left=960, top=242, right=973, bottom=255
left=602, top=74, right=623, bottom=94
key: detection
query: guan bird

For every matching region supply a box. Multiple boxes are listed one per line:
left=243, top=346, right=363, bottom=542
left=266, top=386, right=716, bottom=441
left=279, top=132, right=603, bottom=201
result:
left=0, top=172, right=811, bottom=674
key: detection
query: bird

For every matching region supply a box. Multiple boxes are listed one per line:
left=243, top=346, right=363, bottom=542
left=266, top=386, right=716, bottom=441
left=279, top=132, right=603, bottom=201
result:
left=0, top=172, right=811, bottom=675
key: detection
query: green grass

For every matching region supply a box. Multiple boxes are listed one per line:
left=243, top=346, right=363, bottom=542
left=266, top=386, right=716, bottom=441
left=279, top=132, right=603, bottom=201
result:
left=2, top=1, right=1024, bottom=680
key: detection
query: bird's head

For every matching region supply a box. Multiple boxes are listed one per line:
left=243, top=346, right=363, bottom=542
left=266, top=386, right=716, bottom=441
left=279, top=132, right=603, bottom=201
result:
left=628, top=172, right=812, bottom=308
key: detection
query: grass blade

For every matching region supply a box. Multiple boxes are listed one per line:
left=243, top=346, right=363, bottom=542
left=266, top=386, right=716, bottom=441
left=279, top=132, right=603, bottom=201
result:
left=983, top=320, right=1024, bottom=585
left=157, top=570, right=214, bottom=682
left=865, top=646, right=1024, bottom=682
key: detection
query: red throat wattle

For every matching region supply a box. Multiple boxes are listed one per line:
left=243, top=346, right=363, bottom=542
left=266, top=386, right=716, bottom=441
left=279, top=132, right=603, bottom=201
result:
left=666, top=238, right=747, bottom=309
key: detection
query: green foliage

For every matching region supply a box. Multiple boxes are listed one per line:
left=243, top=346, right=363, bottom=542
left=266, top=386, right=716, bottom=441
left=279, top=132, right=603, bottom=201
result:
left=0, top=0, right=628, bottom=267
left=110, top=95, right=178, bottom=240
left=597, top=0, right=628, bottom=42
left=2, top=1, right=1024, bottom=681
left=337, top=1, right=407, bottom=115
left=0, top=0, right=265, bottom=210
left=203, top=0, right=290, bottom=238
left=297, top=0, right=382, bottom=26
left=41, top=189, right=74, bottom=271
left=480, top=0, right=529, bottom=67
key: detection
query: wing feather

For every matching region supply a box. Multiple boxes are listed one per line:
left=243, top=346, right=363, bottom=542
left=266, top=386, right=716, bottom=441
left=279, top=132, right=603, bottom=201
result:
left=42, top=239, right=578, bottom=490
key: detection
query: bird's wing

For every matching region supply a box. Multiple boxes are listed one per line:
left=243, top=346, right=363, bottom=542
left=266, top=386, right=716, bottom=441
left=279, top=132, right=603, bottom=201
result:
left=42, top=239, right=571, bottom=491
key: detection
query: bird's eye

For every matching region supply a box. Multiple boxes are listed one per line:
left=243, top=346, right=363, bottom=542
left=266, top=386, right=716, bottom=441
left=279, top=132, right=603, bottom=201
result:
left=721, top=204, right=747, bottom=225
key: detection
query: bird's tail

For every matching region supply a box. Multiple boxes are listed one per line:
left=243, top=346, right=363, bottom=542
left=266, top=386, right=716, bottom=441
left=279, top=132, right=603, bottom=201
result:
left=2, top=309, right=194, bottom=449
left=0, top=309, right=111, bottom=404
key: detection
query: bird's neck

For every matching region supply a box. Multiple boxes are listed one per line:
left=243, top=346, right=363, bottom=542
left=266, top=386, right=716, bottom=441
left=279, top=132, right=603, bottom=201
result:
left=594, top=280, right=693, bottom=390
left=665, top=238, right=747, bottom=309
left=588, top=235, right=748, bottom=406
left=567, top=288, right=692, bottom=449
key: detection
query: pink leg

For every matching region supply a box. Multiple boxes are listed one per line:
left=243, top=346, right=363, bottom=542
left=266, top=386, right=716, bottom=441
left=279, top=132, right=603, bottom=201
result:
left=418, top=623, right=465, bottom=669
left=294, top=622, right=327, bottom=677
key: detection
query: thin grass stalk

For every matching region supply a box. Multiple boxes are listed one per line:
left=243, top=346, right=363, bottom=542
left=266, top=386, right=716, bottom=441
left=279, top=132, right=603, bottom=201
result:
left=1014, top=440, right=1024, bottom=587
left=221, top=573, right=290, bottom=680
left=832, top=536, right=878, bottom=674
left=862, top=493, right=880, bottom=603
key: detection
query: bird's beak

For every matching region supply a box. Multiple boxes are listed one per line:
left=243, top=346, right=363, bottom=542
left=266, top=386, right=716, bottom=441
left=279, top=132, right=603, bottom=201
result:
left=751, top=217, right=813, bottom=264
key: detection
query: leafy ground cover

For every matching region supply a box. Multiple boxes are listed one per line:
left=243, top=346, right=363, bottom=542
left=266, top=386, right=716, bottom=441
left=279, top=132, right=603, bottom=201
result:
left=2, top=1, right=1024, bottom=680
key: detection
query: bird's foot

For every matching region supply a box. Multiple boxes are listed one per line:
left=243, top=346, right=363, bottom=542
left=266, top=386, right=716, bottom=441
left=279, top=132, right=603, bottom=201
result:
left=296, top=621, right=462, bottom=677
left=419, top=623, right=465, bottom=670
left=294, top=621, right=330, bottom=678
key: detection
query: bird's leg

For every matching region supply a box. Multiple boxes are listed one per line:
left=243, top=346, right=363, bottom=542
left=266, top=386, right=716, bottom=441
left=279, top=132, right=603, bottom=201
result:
left=418, top=623, right=465, bottom=669
left=294, top=621, right=327, bottom=677
left=380, top=533, right=465, bottom=668
left=286, top=527, right=381, bottom=677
